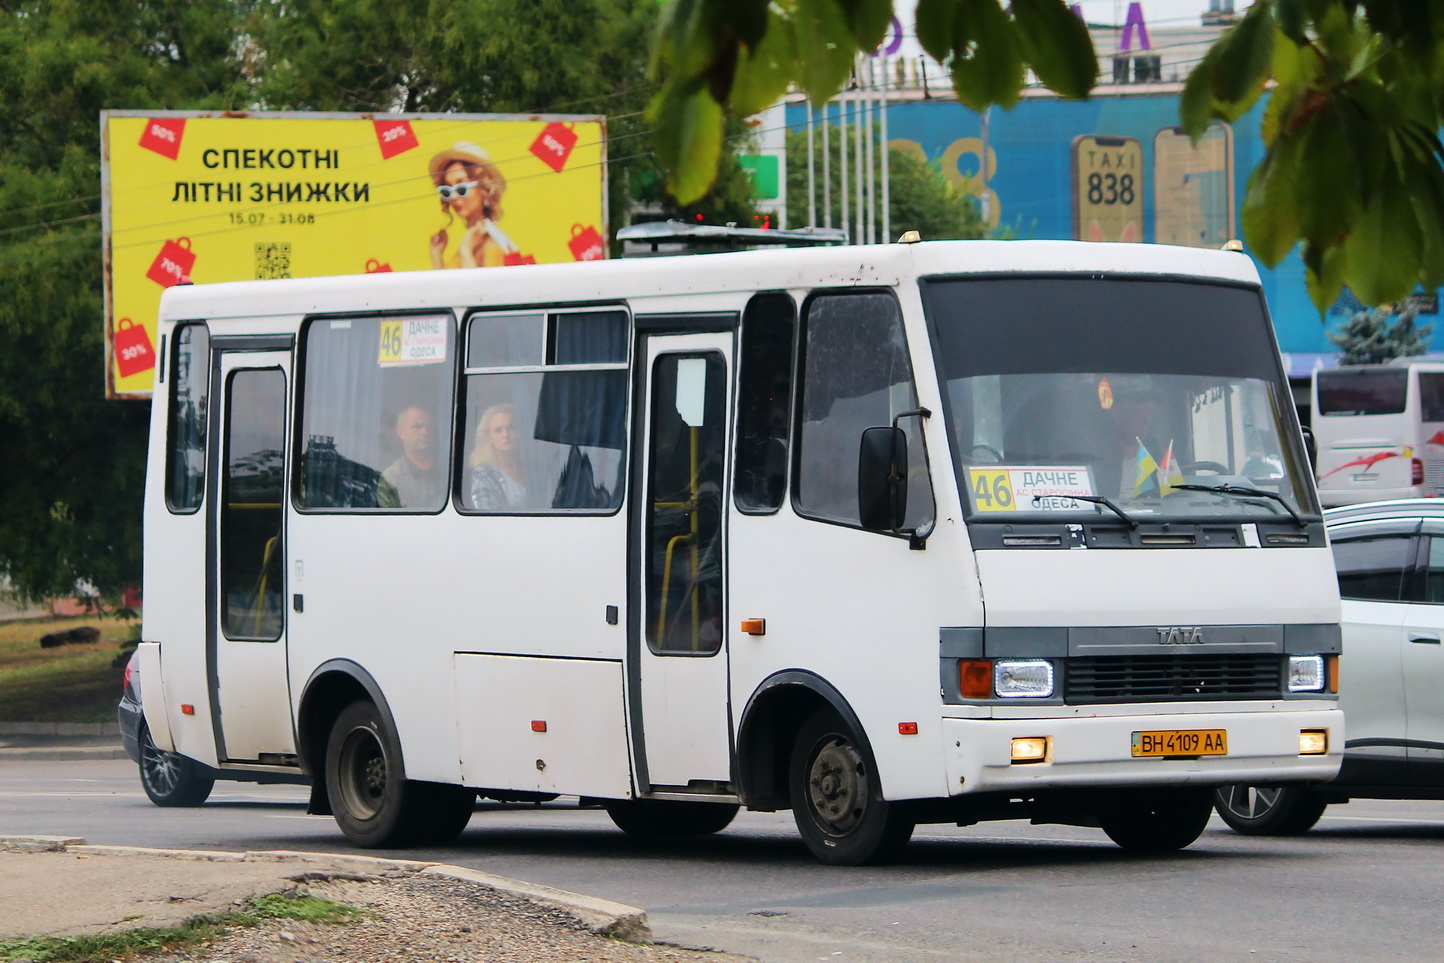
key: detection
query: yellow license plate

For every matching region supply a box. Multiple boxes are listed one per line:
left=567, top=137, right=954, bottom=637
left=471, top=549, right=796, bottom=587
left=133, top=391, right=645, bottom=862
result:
left=1131, top=729, right=1227, bottom=757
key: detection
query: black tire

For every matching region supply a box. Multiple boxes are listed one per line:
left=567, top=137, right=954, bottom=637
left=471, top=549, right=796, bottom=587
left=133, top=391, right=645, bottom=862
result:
left=138, top=722, right=215, bottom=807
left=409, top=782, right=478, bottom=846
left=325, top=699, right=423, bottom=848
left=604, top=799, right=738, bottom=838
left=1213, top=785, right=1328, bottom=836
left=789, top=709, right=914, bottom=866
left=1097, top=788, right=1214, bottom=852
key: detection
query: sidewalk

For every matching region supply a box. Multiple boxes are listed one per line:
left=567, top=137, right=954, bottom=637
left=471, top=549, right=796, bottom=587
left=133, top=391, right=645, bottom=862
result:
left=0, top=721, right=128, bottom=761
left=0, top=836, right=652, bottom=946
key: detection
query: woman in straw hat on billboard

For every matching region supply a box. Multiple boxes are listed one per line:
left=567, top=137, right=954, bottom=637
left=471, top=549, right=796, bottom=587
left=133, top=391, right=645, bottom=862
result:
left=428, top=141, right=519, bottom=269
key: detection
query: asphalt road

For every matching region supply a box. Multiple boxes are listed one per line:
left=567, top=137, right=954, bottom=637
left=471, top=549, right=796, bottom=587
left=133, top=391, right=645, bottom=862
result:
left=4, top=758, right=1443, bottom=962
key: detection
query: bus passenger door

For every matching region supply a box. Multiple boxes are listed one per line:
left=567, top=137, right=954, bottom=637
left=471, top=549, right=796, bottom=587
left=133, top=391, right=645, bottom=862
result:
left=630, top=332, right=734, bottom=791
left=207, top=346, right=296, bottom=763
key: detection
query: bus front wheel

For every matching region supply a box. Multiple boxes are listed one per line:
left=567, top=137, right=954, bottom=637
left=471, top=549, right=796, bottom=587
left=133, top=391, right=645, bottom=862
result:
left=789, top=709, right=914, bottom=865
left=1097, top=788, right=1214, bottom=852
left=1213, top=785, right=1327, bottom=836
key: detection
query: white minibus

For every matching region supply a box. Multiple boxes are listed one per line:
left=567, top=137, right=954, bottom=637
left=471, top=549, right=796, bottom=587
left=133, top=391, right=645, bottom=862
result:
left=1312, top=361, right=1444, bottom=506
left=137, top=238, right=1342, bottom=864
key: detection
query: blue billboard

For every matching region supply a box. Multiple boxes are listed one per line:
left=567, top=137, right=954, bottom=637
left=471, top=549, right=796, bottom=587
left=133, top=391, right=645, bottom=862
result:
left=789, top=91, right=1442, bottom=378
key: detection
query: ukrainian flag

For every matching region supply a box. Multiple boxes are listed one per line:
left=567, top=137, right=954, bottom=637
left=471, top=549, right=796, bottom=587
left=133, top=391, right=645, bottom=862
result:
left=1134, top=438, right=1160, bottom=496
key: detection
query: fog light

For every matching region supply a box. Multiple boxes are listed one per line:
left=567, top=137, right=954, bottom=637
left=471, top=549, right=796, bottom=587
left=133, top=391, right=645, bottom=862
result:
left=1287, top=655, right=1325, bottom=692
left=1011, top=737, right=1049, bottom=763
left=994, top=660, right=1055, bottom=698
left=1299, top=729, right=1328, bottom=755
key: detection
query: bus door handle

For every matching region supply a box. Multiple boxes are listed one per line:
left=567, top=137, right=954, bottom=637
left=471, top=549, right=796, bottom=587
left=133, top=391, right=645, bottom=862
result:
left=1409, top=632, right=1441, bottom=644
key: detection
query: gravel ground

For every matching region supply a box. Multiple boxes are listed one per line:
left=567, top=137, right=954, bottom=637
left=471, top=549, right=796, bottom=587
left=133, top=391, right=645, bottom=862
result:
left=146, top=872, right=756, bottom=963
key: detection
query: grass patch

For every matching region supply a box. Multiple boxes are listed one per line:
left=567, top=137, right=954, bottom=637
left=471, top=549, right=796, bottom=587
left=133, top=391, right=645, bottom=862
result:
left=0, top=616, right=138, bottom=723
left=0, top=892, right=365, bottom=962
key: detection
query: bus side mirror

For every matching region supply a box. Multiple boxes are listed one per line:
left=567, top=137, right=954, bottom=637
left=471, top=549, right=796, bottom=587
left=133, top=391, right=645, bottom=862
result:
left=859, top=426, right=907, bottom=531
left=1301, top=425, right=1317, bottom=470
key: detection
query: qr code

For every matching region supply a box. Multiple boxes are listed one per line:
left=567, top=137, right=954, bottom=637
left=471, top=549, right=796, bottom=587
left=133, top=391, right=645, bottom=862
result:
left=255, top=242, right=292, bottom=279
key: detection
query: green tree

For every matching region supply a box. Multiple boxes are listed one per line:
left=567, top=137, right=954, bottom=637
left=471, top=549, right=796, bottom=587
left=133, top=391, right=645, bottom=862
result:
left=785, top=129, right=985, bottom=240
left=648, top=0, right=1444, bottom=312
left=1328, top=301, right=1433, bottom=365
left=0, top=1, right=252, bottom=603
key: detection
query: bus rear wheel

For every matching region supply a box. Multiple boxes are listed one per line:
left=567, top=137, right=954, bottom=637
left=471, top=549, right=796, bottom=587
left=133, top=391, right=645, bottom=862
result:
left=604, top=799, right=738, bottom=837
left=1097, top=788, right=1214, bottom=852
left=328, top=699, right=470, bottom=848
left=789, top=709, right=914, bottom=866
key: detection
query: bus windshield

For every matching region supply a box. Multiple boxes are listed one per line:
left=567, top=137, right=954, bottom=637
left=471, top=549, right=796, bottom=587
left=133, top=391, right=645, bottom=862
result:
left=922, top=276, right=1314, bottom=521
left=1316, top=367, right=1408, bottom=415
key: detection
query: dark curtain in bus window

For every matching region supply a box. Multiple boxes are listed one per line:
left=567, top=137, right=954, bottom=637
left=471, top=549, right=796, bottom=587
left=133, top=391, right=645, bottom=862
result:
left=796, top=293, right=934, bottom=529
left=221, top=369, right=285, bottom=641
left=734, top=293, right=795, bottom=513
left=647, top=353, right=725, bottom=655
left=551, top=311, right=628, bottom=364
left=166, top=324, right=210, bottom=512
left=298, top=316, right=455, bottom=511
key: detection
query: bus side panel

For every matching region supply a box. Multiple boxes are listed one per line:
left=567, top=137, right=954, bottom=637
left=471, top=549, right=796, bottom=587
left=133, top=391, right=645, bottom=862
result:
left=142, top=362, right=219, bottom=768
left=454, top=654, right=632, bottom=797
left=287, top=513, right=627, bottom=786
left=1312, top=412, right=1417, bottom=505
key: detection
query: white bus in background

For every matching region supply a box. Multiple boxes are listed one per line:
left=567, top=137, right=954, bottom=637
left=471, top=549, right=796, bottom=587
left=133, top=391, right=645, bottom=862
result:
left=1312, top=360, right=1444, bottom=506
left=136, top=237, right=1342, bottom=865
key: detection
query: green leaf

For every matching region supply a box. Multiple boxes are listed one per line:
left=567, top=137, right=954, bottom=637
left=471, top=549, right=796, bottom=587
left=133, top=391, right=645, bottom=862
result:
left=654, top=0, right=724, bottom=77
left=1011, top=0, right=1098, bottom=99
left=1304, top=241, right=1347, bottom=316
left=1341, top=172, right=1424, bottom=306
left=795, top=0, right=860, bottom=107
left=1211, top=3, right=1275, bottom=104
left=1275, top=0, right=1309, bottom=45
left=1294, top=102, right=1361, bottom=245
left=1180, top=47, right=1220, bottom=139
left=949, top=0, right=1024, bottom=112
left=915, top=0, right=958, bottom=62
left=1270, top=26, right=1303, bottom=88
left=648, top=75, right=724, bottom=204
left=835, top=0, right=893, bottom=51
left=718, top=0, right=771, bottom=49
left=730, top=9, right=798, bottom=116
left=1241, top=136, right=1303, bottom=266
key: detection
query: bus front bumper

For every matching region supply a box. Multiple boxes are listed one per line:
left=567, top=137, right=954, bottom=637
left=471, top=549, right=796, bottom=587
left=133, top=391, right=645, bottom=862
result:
left=943, top=703, right=1343, bottom=796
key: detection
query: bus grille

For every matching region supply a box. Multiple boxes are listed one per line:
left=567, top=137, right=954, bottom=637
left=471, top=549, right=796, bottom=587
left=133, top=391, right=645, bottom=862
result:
left=1064, top=654, right=1282, bottom=703
left=1426, top=459, right=1444, bottom=495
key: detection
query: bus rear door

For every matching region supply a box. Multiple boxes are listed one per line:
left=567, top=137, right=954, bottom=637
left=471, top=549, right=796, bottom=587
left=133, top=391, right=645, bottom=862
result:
left=206, top=343, right=296, bottom=763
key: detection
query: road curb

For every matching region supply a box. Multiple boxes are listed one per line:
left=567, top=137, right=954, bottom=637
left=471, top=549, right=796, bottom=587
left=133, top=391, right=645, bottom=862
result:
left=0, top=747, right=129, bottom=761
left=0, top=836, right=651, bottom=943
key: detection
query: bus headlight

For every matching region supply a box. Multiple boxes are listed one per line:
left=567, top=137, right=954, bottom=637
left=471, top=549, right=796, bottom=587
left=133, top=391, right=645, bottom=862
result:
left=1287, top=655, right=1326, bottom=692
left=993, top=660, right=1055, bottom=698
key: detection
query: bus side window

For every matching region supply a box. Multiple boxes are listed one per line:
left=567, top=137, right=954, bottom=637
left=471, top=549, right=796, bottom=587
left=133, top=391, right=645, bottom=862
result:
left=795, top=291, right=934, bottom=531
left=1420, top=372, right=1444, bottom=422
left=734, top=293, right=795, bottom=513
left=296, top=315, right=456, bottom=512
left=165, top=323, right=210, bottom=513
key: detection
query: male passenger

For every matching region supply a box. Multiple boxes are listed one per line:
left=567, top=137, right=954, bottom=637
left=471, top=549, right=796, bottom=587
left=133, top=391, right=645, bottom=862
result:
left=377, top=404, right=443, bottom=508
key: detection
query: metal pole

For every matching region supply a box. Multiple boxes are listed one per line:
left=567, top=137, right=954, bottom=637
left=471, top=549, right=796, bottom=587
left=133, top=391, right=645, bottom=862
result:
left=864, top=57, right=875, bottom=244
left=805, top=99, right=815, bottom=228
left=880, top=56, right=891, bottom=243
left=822, top=100, right=832, bottom=230
left=839, top=96, right=849, bottom=241
left=853, top=66, right=864, bottom=244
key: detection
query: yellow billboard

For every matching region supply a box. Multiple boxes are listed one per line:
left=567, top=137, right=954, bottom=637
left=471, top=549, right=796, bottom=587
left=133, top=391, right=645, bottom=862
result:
left=101, top=111, right=607, bottom=397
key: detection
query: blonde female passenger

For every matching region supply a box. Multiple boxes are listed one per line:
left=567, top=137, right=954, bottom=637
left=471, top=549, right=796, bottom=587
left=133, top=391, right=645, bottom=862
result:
left=427, top=141, right=519, bottom=268
left=468, top=403, right=529, bottom=510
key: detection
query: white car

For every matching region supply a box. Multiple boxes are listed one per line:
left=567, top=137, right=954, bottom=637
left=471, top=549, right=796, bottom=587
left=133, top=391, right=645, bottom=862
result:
left=1215, top=499, right=1444, bottom=833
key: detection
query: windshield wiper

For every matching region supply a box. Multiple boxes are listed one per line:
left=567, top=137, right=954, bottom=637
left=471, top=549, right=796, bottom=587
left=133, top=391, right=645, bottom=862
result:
left=1034, top=493, right=1138, bottom=529
left=1170, top=484, right=1307, bottom=529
